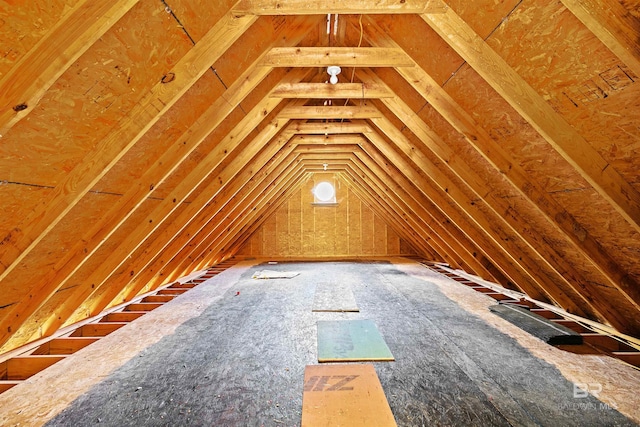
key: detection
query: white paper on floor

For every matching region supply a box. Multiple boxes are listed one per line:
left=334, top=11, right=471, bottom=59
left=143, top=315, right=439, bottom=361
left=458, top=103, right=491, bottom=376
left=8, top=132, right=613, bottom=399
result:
left=252, top=270, right=300, bottom=279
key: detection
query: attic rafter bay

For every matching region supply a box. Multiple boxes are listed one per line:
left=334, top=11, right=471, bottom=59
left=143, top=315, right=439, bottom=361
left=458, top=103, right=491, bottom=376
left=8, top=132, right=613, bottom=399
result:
left=357, top=15, right=640, bottom=326
left=0, top=10, right=258, bottom=285
left=421, top=9, right=640, bottom=235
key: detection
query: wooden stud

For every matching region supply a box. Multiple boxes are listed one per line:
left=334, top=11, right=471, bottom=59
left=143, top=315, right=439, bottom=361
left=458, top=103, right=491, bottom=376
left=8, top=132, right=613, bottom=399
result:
left=31, top=337, right=98, bottom=355
left=278, top=105, right=382, bottom=119
left=100, top=312, right=146, bottom=322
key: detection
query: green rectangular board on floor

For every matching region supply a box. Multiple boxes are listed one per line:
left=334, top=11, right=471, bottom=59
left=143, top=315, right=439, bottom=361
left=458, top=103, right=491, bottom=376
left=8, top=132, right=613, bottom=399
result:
left=317, top=319, right=394, bottom=362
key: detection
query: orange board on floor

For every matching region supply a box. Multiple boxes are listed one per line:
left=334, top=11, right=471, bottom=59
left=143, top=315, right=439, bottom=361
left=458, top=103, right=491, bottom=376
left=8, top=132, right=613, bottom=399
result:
left=301, top=364, right=397, bottom=427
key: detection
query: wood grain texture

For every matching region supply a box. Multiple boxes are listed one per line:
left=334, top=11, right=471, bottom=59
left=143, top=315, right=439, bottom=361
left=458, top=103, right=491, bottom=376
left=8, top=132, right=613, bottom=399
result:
left=422, top=9, right=640, bottom=233
left=560, top=0, right=640, bottom=78
left=261, top=47, right=413, bottom=67
left=302, top=364, right=397, bottom=426
left=0, top=10, right=257, bottom=287
left=0, top=0, right=139, bottom=134
left=233, top=0, right=447, bottom=15
left=240, top=175, right=415, bottom=259
left=0, top=18, right=319, bottom=352
left=363, top=70, right=639, bottom=329
left=270, top=82, right=392, bottom=99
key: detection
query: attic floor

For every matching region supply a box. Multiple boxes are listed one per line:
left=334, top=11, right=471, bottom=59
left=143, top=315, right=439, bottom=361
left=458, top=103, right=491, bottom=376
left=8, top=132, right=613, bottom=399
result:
left=1, top=260, right=638, bottom=426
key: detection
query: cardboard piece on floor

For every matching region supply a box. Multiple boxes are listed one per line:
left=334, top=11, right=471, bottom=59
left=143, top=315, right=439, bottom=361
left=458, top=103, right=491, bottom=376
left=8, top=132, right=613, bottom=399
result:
left=317, top=319, right=394, bottom=362
left=312, top=283, right=359, bottom=312
left=251, top=270, right=300, bottom=279
left=301, top=364, right=397, bottom=427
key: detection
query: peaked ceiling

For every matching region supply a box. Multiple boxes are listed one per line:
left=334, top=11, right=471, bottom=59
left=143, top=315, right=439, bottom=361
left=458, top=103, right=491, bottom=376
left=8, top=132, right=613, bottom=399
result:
left=0, top=0, right=639, bottom=353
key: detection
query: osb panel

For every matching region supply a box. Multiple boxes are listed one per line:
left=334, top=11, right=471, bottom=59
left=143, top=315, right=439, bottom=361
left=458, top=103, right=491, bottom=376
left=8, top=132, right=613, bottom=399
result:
left=446, top=0, right=521, bottom=39
left=214, top=16, right=285, bottom=88
left=0, top=185, right=52, bottom=237
left=163, top=0, right=236, bottom=43
left=386, top=231, right=400, bottom=255
left=399, top=239, right=416, bottom=255
left=275, top=201, right=289, bottom=254
left=620, top=0, right=640, bottom=19
left=373, top=214, right=386, bottom=254
left=91, top=71, right=224, bottom=195
left=444, top=64, right=588, bottom=193
left=67, top=197, right=163, bottom=287
left=288, top=189, right=302, bottom=255
left=472, top=198, right=598, bottom=318
left=0, top=0, right=192, bottom=190
left=238, top=18, right=321, bottom=113
left=301, top=178, right=315, bottom=256
left=359, top=199, right=375, bottom=255
left=335, top=182, right=349, bottom=255
left=0, top=0, right=79, bottom=78
left=0, top=193, right=134, bottom=308
left=150, top=107, right=246, bottom=201
left=409, top=85, right=524, bottom=201
left=559, top=84, right=640, bottom=189
left=553, top=189, right=640, bottom=283
left=55, top=199, right=161, bottom=323
left=487, top=0, right=640, bottom=190
left=488, top=0, right=624, bottom=108
left=347, top=188, right=362, bottom=256
left=373, top=67, right=427, bottom=111
left=262, top=209, right=277, bottom=256
left=370, top=14, right=463, bottom=86
left=241, top=181, right=412, bottom=258
left=505, top=194, right=640, bottom=320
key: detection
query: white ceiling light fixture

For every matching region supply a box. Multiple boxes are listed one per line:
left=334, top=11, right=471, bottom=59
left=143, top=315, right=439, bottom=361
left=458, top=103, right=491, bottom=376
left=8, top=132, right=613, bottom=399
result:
left=327, top=66, right=341, bottom=85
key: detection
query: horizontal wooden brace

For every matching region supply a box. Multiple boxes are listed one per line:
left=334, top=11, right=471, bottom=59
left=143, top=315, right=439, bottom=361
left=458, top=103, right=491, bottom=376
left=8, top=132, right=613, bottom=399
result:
left=278, top=105, right=381, bottom=119
left=270, top=82, right=393, bottom=99
left=233, top=0, right=448, bottom=15
left=261, top=47, right=414, bottom=67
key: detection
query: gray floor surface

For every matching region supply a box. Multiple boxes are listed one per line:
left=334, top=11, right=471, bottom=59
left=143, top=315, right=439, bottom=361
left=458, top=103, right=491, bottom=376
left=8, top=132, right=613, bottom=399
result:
left=46, top=261, right=636, bottom=427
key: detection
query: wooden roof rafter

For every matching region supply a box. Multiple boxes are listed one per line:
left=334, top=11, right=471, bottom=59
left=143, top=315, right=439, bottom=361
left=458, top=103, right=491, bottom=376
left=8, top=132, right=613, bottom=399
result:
left=421, top=8, right=640, bottom=234
left=1, top=0, right=640, bottom=356
left=357, top=15, right=640, bottom=324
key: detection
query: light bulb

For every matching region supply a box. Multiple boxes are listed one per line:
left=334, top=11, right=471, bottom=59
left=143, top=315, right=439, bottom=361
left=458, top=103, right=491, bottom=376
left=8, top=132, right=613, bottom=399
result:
left=327, top=66, right=341, bottom=85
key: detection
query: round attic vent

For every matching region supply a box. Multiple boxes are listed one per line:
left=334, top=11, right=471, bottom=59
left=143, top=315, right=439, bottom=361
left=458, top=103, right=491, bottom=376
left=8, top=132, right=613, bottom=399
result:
left=313, top=181, right=335, bottom=203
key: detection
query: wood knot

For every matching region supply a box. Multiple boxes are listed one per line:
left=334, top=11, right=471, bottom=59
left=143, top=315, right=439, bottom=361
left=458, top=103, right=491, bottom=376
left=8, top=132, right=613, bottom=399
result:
left=161, top=72, right=175, bottom=84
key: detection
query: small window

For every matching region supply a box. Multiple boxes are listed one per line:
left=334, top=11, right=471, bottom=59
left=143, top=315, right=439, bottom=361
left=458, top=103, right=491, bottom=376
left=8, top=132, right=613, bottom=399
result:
left=313, top=181, right=336, bottom=204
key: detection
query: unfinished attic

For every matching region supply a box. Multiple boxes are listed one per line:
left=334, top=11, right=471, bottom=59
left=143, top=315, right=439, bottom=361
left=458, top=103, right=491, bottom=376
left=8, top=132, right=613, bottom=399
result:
left=1, top=0, right=640, bottom=425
